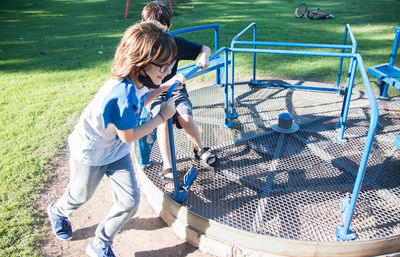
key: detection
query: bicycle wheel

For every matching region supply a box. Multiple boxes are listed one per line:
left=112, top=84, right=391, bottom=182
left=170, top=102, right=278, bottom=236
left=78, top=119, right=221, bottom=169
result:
left=295, top=3, right=307, bottom=18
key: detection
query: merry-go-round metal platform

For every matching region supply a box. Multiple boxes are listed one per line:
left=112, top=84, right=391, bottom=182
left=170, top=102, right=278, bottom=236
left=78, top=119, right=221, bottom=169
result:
left=133, top=79, right=400, bottom=257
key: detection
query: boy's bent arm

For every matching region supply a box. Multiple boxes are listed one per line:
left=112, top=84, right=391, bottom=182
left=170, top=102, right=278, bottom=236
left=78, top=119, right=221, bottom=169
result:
left=117, top=114, right=165, bottom=143
left=144, top=87, right=165, bottom=106
left=143, top=74, right=185, bottom=106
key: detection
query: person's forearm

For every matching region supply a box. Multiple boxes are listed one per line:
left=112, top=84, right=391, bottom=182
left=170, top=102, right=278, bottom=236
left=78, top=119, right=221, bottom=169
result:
left=144, top=87, right=166, bottom=106
left=201, top=45, right=211, bottom=57
left=117, top=113, right=165, bottom=143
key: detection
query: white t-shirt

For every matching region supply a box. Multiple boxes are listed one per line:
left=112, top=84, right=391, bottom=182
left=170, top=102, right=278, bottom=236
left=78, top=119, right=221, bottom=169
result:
left=68, top=78, right=149, bottom=166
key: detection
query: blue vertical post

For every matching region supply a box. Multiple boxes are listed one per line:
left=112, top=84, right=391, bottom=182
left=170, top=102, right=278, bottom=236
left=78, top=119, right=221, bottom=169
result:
left=165, top=66, right=201, bottom=200
left=215, top=25, right=221, bottom=86
left=228, top=23, right=256, bottom=120
left=336, top=25, right=352, bottom=88
left=337, top=57, right=358, bottom=142
left=388, top=26, right=400, bottom=67
left=337, top=25, right=357, bottom=141
left=381, top=26, right=400, bottom=98
left=252, top=23, right=257, bottom=82
left=224, top=48, right=232, bottom=128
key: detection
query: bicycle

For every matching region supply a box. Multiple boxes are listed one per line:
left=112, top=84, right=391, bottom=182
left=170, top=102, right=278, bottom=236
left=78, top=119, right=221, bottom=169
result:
left=295, top=3, right=335, bottom=20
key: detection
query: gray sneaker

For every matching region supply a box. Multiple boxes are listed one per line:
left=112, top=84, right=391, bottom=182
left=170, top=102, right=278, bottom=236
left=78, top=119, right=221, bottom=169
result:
left=47, top=203, right=72, bottom=240
left=86, top=242, right=116, bottom=257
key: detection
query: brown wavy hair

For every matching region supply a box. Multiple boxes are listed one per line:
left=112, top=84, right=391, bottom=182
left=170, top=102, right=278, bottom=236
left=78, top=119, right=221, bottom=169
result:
left=141, top=3, right=171, bottom=29
left=111, top=21, right=176, bottom=82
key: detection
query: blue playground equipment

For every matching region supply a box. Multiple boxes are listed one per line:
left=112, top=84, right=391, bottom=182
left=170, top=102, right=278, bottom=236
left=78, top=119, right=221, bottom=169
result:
left=135, top=23, right=400, bottom=255
left=223, top=23, right=378, bottom=241
left=368, top=26, right=400, bottom=100
left=368, top=26, right=400, bottom=150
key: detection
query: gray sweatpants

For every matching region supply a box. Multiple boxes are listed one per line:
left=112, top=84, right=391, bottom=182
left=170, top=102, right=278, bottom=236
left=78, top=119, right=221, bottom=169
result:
left=53, top=154, right=140, bottom=248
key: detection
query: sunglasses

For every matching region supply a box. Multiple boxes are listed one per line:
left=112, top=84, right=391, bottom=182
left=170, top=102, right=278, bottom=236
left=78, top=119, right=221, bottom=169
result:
left=151, top=60, right=176, bottom=73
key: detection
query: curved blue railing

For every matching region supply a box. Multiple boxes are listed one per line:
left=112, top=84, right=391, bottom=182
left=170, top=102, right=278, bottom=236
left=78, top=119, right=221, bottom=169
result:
left=225, top=23, right=378, bottom=240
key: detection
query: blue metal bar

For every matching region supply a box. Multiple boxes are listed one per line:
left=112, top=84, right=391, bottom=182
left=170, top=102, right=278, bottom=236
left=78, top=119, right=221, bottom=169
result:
left=337, top=26, right=358, bottom=136
left=223, top=48, right=232, bottom=128
left=234, top=41, right=353, bottom=50
left=337, top=26, right=348, bottom=88
left=229, top=23, right=257, bottom=120
left=166, top=65, right=201, bottom=199
left=165, top=48, right=225, bottom=199
left=337, top=25, right=357, bottom=88
left=229, top=47, right=357, bottom=58
left=215, top=25, right=221, bottom=85
left=169, top=24, right=219, bottom=36
left=388, top=26, right=400, bottom=67
left=253, top=24, right=257, bottom=82
left=248, top=81, right=340, bottom=92
left=336, top=54, right=379, bottom=240
left=231, top=22, right=256, bottom=47
left=169, top=24, right=221, bottom=86
left=337, top=57, right=358, bottom=142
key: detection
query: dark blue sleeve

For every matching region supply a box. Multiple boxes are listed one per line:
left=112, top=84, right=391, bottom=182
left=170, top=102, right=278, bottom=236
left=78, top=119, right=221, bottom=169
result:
left=102, top=81, right=139, bottom=130
left=174, top=36, right=203, bottom=61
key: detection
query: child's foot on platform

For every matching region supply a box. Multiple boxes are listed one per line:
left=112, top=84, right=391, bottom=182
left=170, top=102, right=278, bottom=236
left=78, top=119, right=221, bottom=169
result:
left=194, top=147, right=218, bottom=167
left=159, top=168, right=174, bottom=192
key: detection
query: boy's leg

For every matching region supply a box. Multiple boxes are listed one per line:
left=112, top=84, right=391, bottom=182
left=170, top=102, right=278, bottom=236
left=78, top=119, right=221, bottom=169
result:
left=175, top=94, right=217, bottom=166
left=177, top=114, right=203, bottom=151
left=92, top=154, right=140, bottom=249
left=48, top=157, right=106, bottom=241
left=150, top=94, right=174, bottom=190
left=53, top=157, right=106, bottom=217
left=156, top=121, right=172, bottom=169
left=150, top=95, right=172, bottom=169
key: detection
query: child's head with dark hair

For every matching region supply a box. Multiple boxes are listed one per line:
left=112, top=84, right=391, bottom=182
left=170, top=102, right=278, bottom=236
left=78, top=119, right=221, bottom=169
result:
left=111, top=21, right=176, bottom=82
left=141, top=3, right=171, bottom=30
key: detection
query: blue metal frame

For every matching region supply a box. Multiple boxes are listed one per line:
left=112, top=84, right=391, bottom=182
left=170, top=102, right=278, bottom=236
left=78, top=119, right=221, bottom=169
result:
left=368, top=26, right=400, bottom=99
left=227, top=23, right=357, bottom=143
left=169, top=24, right=222, bottom=85
left=165, top=66, right=201, bottom=203
left=225, top=23, right=379, bottom=240
left=138, top=22, right=381, bottom=240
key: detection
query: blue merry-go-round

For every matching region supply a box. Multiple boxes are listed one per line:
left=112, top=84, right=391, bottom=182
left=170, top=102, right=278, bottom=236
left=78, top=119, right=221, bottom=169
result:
left=133, top=23, right=400, bottom=257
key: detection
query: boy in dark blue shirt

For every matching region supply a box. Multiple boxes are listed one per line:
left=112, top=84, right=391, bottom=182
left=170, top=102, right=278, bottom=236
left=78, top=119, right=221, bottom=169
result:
left=142, top=3, right=217, bottom=191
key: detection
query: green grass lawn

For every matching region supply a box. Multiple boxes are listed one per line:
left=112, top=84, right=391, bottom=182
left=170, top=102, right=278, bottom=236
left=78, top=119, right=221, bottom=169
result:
left=1, top=0, right=399, bottom=255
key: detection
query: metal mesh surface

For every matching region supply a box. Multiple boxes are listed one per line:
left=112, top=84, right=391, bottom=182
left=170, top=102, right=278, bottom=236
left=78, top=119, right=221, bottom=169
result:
left=137, top=81, right=400, bottom=242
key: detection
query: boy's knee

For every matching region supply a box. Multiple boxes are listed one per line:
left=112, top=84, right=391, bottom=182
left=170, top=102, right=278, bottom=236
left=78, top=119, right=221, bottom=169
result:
left=118, top=191, right=140, bottom=213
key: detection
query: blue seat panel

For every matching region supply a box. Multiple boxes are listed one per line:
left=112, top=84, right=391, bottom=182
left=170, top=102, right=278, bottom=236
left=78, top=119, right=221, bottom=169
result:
left=368, top=63, right=400, bottom=89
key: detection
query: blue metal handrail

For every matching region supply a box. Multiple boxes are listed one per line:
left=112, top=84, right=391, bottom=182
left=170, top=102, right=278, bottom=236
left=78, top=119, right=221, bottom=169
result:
left=227, top=23, right=358, bottom=142
left=337, top=24, right=357, bottom=88
left=223, top=42, right=379, bottom=240
left=335, top=54, right=379, bottom=240
left=169, top=24, right=222, bottom=85
left=388, top=26, right=400, bottom=67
